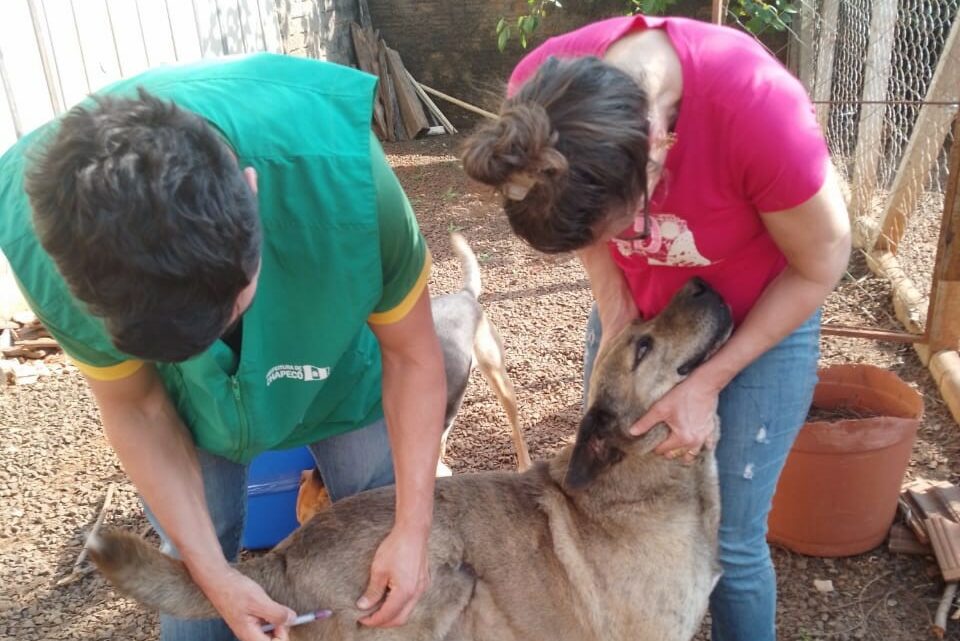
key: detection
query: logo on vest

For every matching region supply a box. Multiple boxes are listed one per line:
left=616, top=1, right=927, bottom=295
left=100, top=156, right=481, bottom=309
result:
left=266, top=364, right=331, bottom=386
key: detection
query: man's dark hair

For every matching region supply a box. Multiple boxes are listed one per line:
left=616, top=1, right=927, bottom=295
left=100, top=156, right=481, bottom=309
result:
left=25, top=88, right=261, bottom=362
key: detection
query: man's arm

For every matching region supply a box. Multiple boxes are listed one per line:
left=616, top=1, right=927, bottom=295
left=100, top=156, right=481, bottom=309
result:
left=85, top=365, right=295, bottom=640
left=358, top=287, right=446, bottom=627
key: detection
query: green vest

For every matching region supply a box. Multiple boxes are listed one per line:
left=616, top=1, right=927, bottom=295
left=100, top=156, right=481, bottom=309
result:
left=0, top=54, right=387, bottom=463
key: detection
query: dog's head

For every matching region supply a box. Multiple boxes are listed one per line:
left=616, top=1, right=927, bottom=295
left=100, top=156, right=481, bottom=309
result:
left=565, top=278, right=733, bottom=490
left=296, top=468, right=332, bottom=525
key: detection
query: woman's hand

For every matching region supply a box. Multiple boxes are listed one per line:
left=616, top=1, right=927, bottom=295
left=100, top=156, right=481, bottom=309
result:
left=628, top=370, right=721, bottom=463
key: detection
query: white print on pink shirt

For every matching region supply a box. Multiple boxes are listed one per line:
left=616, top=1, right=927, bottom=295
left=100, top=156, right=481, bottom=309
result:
left=613, top=213, right=712, bottom=267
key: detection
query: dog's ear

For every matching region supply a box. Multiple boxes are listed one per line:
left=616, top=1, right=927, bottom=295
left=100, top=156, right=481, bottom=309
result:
left=565, top=405, right=626, bottom=491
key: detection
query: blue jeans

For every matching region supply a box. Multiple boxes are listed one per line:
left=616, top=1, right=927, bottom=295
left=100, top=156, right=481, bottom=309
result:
left=143, top=418, right=395, bottom=641
left=583, top=305, right=820, bottom=641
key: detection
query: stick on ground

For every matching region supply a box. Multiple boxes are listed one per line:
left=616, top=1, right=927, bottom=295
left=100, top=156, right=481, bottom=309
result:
left=934, top=581, right=958, bottom=638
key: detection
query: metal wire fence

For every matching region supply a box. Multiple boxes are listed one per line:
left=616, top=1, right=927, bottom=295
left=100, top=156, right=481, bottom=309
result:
left=785, top=0, right=959, bottom=337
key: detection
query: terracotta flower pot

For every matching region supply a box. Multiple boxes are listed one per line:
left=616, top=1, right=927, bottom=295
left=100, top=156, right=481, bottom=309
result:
left=767, top=364, right=923, bottom=557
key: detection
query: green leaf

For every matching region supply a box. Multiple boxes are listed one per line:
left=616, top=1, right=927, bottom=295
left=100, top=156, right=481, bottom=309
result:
left=497, top=26, right=510, bottom=52
left=496, top=17, right=506, bottom=34
left=521, top=31, right=528, bottom=48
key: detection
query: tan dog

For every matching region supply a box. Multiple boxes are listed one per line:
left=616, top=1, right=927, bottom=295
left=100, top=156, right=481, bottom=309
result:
left=296, top=233, right=529, bottom=525
left=88, top=277, right=733, bottom=641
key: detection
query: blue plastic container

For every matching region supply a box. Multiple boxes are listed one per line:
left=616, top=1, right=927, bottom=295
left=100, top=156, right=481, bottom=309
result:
left=241, top=446, right=316, bottom=550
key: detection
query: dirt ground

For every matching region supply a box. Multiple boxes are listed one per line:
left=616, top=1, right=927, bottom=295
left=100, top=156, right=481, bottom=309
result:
left=1, top=133, right=958, bottom=640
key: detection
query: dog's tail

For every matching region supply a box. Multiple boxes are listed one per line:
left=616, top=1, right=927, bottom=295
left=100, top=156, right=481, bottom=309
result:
left=86, top=530, right=277, bottom=619
left=450, top=232, right=481, bottom=299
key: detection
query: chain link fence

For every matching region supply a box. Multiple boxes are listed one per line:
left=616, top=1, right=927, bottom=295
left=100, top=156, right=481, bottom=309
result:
left=785, top=0, right=959, bottom=336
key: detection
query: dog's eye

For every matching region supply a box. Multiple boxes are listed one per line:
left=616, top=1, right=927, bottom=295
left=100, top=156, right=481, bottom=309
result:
left=632, top=336, right=652, bottom=370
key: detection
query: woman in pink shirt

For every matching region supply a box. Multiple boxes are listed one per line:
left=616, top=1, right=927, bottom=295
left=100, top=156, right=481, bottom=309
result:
left=462, top=15, right=850, bottom=641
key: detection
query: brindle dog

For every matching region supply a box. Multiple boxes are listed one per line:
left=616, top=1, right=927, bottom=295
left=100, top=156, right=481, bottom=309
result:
left=88, top=277, right=733, bottom=641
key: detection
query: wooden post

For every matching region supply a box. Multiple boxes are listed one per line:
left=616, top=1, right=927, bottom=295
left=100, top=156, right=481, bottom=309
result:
left=798, top=0, right=817, bottom=92
left=419, top=84, right=497, bottom=121
left=926, top=115, right=960, bottom=355
left=874, top=16, right=960, bottom=254
left=812, top=0, right=840, bottom=130
left=865, top=250, right=926, bottom=334
left=849, top=0, right=897, bottom=227
left=711, top=0, right=725, bottom=25
left=931, top=350, right=960, bottom=426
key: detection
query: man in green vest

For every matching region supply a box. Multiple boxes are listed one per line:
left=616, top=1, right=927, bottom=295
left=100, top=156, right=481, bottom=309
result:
left=0, top=54, right=446, bottom=640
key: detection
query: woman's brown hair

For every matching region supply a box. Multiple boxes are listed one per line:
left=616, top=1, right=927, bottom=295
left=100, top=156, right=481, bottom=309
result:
left=461, top=56, right=651, bottom=253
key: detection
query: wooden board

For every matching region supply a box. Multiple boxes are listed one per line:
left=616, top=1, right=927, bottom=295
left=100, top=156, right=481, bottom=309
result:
left=899, top=493, right=931, bottom=545
left=376, top=39, right=401, bottom=141
left=349, top=23, right=388, bottom=140
left=384, top=45, right=429, bottom=140
left=928, top=515, right=960, bottom=581
left=888, top=522, right=933, bottom=555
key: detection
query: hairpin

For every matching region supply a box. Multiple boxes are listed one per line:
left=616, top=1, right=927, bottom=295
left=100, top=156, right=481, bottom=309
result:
left=502, top=172, right=537, bottom=201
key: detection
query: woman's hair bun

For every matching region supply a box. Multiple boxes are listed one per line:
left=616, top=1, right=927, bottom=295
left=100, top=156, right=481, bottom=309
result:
left=461, top=102, right=568, bottom=194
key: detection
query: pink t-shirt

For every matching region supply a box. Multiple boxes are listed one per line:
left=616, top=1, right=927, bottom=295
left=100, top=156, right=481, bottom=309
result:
left=509, top=16, right=829, bottom=324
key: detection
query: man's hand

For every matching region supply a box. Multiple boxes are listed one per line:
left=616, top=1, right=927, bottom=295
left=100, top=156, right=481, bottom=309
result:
left=356, top=525, right=431, bottom=627
left=196, top=566, right=296, bottom=641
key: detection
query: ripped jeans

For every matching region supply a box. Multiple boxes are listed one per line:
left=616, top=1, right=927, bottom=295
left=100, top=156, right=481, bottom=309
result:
left=583, top=306, right=820, bottom=641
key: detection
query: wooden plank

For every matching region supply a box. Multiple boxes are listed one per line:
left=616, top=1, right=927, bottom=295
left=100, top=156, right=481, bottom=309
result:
left=136, top=0, right=178, bottom=65
left=937, top=116, right=960, bottom=282
left=349, top=24, right=389, bottom=140
left=820, top=324, right=923, bottom=343
left=934, top=485, right=960, bottom=523
left=384, top=45, right=429, bottom=140
left=0, top=67, right=18, bottom=149
left=927, top=515, right=960, bottom=581
left=43, top=0, right=90, bottom=108
left=0, top=47, right=21, bottom=145
left=27, top=0, right=65, bottom=114
left=72, top=0, right=122, bottom=91
left=214, top=0, right=243, bottom=55
left=407, top=69, right=457, bottom=135
left=377, top=40, right=402, bottom=141
left=105, top=0, right=150, bottom=78
left=357, top=0, right=373, bottom=31
left=812, top=0, right=840, bottom=130
left=875, top=16, right=960, bottom=254
left=0, top=0, right=56, bottom=134
left=898, top=493, right=931, bottom=545
left=192, top=0, right=226, bottom=58
left=888, top=522, right=933, bottom=555
left=237, top=0, right=265, bottom=53
left=849, top=0, right=898, bottom=221
left=926, top=117, right=960, bottom=354
left=256, top=0, right=283, bottom=54
left=420, top=83, right=498, bottom=120
left=910, top=485, right=948, bottom=520
left=350, top=23, right=377, bottom=73
left=166, top=0, right=204, bottom=62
